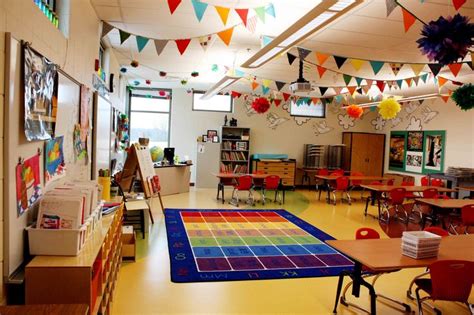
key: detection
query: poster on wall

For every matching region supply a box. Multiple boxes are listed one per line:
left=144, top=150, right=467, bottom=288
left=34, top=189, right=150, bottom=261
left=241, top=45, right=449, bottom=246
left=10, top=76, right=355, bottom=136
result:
left=23, top=43, right=58, bottom=141
left=423, top=131, right=445, bottom=173
left=389, top=132, right=406, bottom=170
left=73, top=124, right=88, bottom=162
left=45, top=136, right=66, bottom=184
left=406, top=151, right=423, bottom=173
left=407, top=131, right=424, bottom=151
left=16, top=154, right=42, bottom=217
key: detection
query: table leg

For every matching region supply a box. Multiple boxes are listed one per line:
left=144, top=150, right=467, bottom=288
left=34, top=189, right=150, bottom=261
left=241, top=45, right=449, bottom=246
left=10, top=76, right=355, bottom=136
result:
left=325, top=180, right=331, bottom=204
left=352, top=261, right=377, bottom=315
left=221, top=185, right=225, bottom=204
left=216, top=183, right=221, bottom=200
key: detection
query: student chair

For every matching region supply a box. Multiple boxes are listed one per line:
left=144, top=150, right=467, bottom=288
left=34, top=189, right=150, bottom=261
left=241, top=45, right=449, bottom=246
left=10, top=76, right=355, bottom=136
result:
left=217, top=177, right=235, bottom=204
left=410, top=188, right=439, bottom=224
left=421, top=176, right=444, bottom=187
left=229, top=175, right=255, bottom=207
left=414, top=260, right=473, bottom=315
left=380, top=188, right=407, bottom=223
left=348, top=171, right=364, bottom=200
left=330, top=176, right=351, bottom=205
left=330, top=169, right=345, bottom=176
left=333, top=228, right=410, bottom=314
left=448, top=204, right=474, bottom=235
left=401, top=181, right=416, bottom=199
left=315, top=168, right=329, bottom=201
left=406, top=227, right=449, bottom=300
left=262, top=175, right=281, bottom=205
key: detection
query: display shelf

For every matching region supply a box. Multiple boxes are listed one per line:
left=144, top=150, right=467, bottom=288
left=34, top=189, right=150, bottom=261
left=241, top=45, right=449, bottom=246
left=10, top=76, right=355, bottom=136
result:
left=220, top=127, right=251, bottom=174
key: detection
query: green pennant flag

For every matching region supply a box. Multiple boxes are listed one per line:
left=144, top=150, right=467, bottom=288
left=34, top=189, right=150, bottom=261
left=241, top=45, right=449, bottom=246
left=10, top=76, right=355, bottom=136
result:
left=343, top=74, right=352, bottom=85
left=370, top=61, right=384, bottom=75
left=396, top=79, right=403, bottom=88
left=119, top=30, right=131, bottom=44
left=420, top=73, right=429, bottom=83
left=255, top=7, right=266, bottom=23
left=355, top=77, right=363, bottom=86
left=136, top=36, right=149, bottom=52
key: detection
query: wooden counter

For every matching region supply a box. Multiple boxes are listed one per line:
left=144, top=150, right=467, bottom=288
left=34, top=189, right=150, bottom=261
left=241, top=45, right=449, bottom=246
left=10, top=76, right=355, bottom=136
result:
left=154, top=164, right=191, bottom=196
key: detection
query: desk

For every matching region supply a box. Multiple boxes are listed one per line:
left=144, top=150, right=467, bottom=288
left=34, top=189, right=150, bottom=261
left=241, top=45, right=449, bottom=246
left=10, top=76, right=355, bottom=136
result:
left=0, top=304, right=89, bottom=315
left=154, top=164, right=191, bottom=196
left=213, top=173, right=279, bottom=204
left=457, top=186, right=474, bottom=199
left=415, top=198, right=474, bottom=229
left=327, top=234, right=474, bottom=315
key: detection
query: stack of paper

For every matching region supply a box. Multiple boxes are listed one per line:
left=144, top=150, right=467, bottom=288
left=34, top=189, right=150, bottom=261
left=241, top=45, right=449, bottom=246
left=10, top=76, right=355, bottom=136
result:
left=402, top=231, right=442, bottom=259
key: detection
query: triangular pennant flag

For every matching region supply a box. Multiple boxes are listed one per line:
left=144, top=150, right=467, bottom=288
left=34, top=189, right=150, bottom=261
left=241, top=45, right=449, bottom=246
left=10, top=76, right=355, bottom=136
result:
left=119, top=30, right=131, bottom=44
left=405, top=78, right=413, bottom=87
left=168, top=0, right=182, bottom=14
left=175, top=39, right=191, bottom=55
left=254, top=7, right=266, bottom=23
left=262, top=79, right=272, bottom=88
left=266, top=3, right=276, bottom=17
left=274, top=99, right=282, bottom=107
left=390, top=63, right=403, bottom=76
left=333, top=87, right=343, bottom=95
left=365, top=79, right=374, bottom=87
left=343, top=74, right=352, bottom=86
left=470, top=52, right=474, bottom=70
left=315, top=52, right=329, bottom=65
left=438, top=76, right=448, bottom=87
left=282, top=93, right=291, bottom=101
left=311, top=98, right=320, bottom=105
left=287, top=53, right=297, bottom=65
left=413, top=76, right=420, bottom=86
left=275, top=81, right=286, bottom=91
left=198, top=35, right=215, bottom=51
left=355, top=77, right=364, bottom=86
left=261, top=35, right=273, bottom=47
left=402, top=8, right=416, bottom=32
left=428, top=63, right=443, bottom=76
left=386, top=0, right=398, bottom=16
left=262, top=86, right=270, bottom=95
left=316, top=65, right=327, bottom=78
left=154, top=40, right=168, bottom=55
left=334, top=95, right=344, bottom=104
left=215, top=6, right=230, bottom=25
left=231, top=91, right=242, bottom=98
left=136, top=36, right=149, bottom=52
left=347, top=86, right=357, bottom=95
left=376, top=80, right=386, bottom=92
left=319, top=87, right=328, bottom=96
left=251, top=81, right=259, bottom=90
left=234, top=69, right=245, bottom=77
left=440, top=95, right=450, bottom=103
left=448, top=63, right=462, bottom=77
left=421, top=73, right=429, bottom=83
left=297, top=47, right=311, bottom=60
left=333, top=56, right=347, bottom=69
left=350, top=59, right=365, bottom=71
left=356, top=88, right=363, bottom=94
left=235, top=9, right=249, bottom=26
left=191, top=0, right=208, bottom=22
left=410, top=64, right=425, bottom=76
left=246, top=15, right=258, bottom=33
left=101, top=22, right=114, bottom=38
left=370, top=61, right=384, bottom=75
left=362, top=84, right=371, bottom=94
left=217, top=27, right=234, bottom=46
left=453, top=0, right=466, bottom=10
left=396, top=79, right=403, bottom=88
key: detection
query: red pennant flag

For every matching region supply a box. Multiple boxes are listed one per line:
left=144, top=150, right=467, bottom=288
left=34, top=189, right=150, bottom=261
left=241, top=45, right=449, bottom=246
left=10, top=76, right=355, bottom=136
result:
left=440, top=95, right=450, bottom=103
left=376, top=80, right=385, bottom=92
left=168, top=0, right=181, bottom=14
left=316, top=65, right=327, bottom=78
left=402, top=8, right=416, bottom=32
left=282, top=93, right=291, bottom=101
left=453, top=0, right=466, bottom=10
left=175, top=39, right=191, bottom=55
left=231, top=91, right=242, bottom=98
left=448, top=63, right=462, bottom=77
left=311, top=98, right=320, bottom=105
left=274, top=99, right=282, bottom=107
left=347, top=86, right=357, bottom=95
left=405, top=78, right=413, bottom=87
left=235, top=9, right=249, bottom=26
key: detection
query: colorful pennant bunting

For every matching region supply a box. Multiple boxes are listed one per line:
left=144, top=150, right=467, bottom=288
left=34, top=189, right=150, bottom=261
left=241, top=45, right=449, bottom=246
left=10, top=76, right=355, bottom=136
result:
left=175, top=39, right=191, bottom=55
left=251, top=81, right=259, bottom=90
left=319, top=87, right=328, bottom=96
left=217, top=27, right=234, bottom=46
left=275, top=81, right=286, bottom=91
left=402, top=8, right=416, bottom=32
left=136, top=36, right=149, bottom=52
left=370, top=61, right=384, bottom=75
left=396, top=79, right=403, bottom=89
left=297, top=47, right=312, bottom=60
left=453, top=0, right=466, bottom=10
left=315, top=52, right=329, bottom=65
left=405, top=78, right=413, bottom=87
left=376, top=80, right=386, bottom=92
left=246, top=15, right=258, bottom=33
left=119, top=30, right=131, bottom=44
left=154, top=40, right=168, bottom=55
left=347, top=86, right=357, bottom=95
left=413, top=76, right=420, bottom=86
left=448, top=63, right=462, bottom=77
left=235, top=9, right=249, bottom=26
left=438, top=76, right=448, bottom=87
left=101, top=22, right=114, bottom=38
left=262, top=86, right=270, bottom=95
left=274, top=99, right=282, bottom=107
left=410, top=64, right=425, bottom=76
left=343, top=74, right=352, bottom=86
left=428, top=63, right=443, bottom=76
left=215, top=6, right=230, bottom=25
left=316, top=65, right=327, bottom=78
left=261, top=35, right=273, bottom=47
left=287, top=53, right=297, bottom=65
left=355, top=77, right=363, bottom=86
left=420, top=73, right=429, bottom=83
left=262, top=79, right=272, bottom=88
left=333, top=56, right=347, bottom=69
left=254, top=6, right=266, bottom=23
left=386, top=0, right=398, bottom=16
left=266, top=3, right=276, bottom=17
left=282, top=93, right=291, bottom=101
left=198, top=35, right=214, bottom=51
left=168, top=0, right=182, bottom=14
left=231, top=91, right=242, bottom=98
left=350, top=59, right=365, bottom=71
left=191, top=0, right=208, bottom=22
left=390, top=63, right=403, bottom=76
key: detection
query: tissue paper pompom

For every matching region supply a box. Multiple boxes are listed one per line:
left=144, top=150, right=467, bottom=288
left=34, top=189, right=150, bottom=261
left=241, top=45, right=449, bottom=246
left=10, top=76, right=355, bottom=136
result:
left=378, top=99, right=401, bottom=120
left=346, top=104, right=363, bottom=119
left=451, top=84, right=474, bottom=111
left=417, top=14, right=474, bottom=66
left=251, top=97, right=271, bottom=114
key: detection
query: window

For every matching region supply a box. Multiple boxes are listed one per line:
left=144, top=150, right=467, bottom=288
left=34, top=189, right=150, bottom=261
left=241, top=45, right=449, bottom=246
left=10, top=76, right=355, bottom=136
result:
left=129, top=90, right=171, bottom=149
left=34, top=0, right=59, bottom=28
left=290, top=99, right=326, bottom=118
left=193, top=91, right=233, bottom=112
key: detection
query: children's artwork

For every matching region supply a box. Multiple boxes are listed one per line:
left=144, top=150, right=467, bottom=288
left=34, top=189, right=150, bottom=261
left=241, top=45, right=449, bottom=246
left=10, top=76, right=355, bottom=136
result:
left=45, top=136, right=66, bottom=184
left=16, top=154, right=42, bottom=217
left=406, top=116, right=423, bottom=131
left=73, top=124, right=88, bottom=161
left=23, top=43, right=58, bottom=141
left=389, top=133, right=406, bottom=169
left=266, top=112, right=289, bottom=130
left=80, top=85, right=91, bottom=142
left=313, top=120, right=333, bottom=136
left=423, top=132, right=445, bottom=172
left=405, top=151, right=423, bottom=173
left=407, top=131, right=424, bottom=151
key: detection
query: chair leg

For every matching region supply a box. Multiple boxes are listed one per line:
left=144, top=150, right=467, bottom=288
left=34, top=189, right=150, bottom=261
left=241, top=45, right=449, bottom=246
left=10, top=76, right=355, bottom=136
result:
left=406, top=270, right=429, bottom=300
left=262, top=189, right=266, bottom=205
left=416, top=288, right=424, bottom=315
left=346, top=191, right=352, bottom=205
left=332, top=191, right=337, bottom=205
left=466, top=303, right=474, bottom=315
left=339, top=275, right=374, bottom=314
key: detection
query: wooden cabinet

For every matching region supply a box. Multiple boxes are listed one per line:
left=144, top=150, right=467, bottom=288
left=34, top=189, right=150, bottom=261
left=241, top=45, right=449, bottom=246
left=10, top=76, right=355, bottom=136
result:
left=342, top=132, right=385, bottom=176
left=26, top=205, right=124, bottom=315
left=254, top=160, right=296, bottom=187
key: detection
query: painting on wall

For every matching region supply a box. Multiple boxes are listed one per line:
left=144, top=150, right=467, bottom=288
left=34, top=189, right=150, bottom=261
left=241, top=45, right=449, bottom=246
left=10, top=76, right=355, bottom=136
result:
left=16, top=154, right=42, bottom=217
left=407, top=131, right=424, bottom=151
left=45, top=136, right=66, bottom=184
left=23, top=43, right=58, bottom=141
left=405, top=151, right=423, bottom=173
left=423, top=131, right=445, bottom=172
left=389, top=133, right=406, bottom=169
left=79, top=84, right=91, bottom=142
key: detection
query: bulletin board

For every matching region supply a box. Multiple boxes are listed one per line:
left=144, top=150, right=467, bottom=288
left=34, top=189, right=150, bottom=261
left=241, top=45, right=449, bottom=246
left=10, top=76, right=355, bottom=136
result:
left=388, top=130, right=446, bottom=175
left=3, top=34, right=91, bottom=278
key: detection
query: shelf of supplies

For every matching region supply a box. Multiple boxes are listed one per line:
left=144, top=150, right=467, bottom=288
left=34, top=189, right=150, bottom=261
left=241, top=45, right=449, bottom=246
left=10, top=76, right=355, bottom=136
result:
left=222, top=138, right=249, bottom=141
left=221, top=160, right=248, bottom=162
left=221, top=149, right=249, bottom=152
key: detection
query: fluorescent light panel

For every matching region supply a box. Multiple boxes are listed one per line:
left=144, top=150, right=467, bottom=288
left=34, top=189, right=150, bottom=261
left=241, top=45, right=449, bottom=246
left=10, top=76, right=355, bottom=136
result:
left=200, top=76, right=240, bottom=100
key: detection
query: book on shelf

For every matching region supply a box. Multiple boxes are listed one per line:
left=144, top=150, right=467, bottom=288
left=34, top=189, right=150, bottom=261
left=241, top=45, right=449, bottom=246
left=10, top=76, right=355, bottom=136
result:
left=221, top=151, right=247, bottom=161
left=219, top=163, right=248, bottom=174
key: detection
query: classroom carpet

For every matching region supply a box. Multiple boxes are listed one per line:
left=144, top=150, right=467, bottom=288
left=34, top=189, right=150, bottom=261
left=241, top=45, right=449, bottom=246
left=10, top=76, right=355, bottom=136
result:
left=165, top=209, right=354, bottom=283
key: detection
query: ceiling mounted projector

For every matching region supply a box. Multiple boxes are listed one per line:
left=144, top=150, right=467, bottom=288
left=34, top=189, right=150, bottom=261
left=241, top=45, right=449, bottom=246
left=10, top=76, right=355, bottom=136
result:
left=289, top=59, right=313, bottom=94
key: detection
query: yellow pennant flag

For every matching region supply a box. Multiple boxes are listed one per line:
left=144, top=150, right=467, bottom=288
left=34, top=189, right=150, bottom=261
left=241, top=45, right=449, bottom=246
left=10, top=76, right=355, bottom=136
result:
left=350, top=59, right=365, bottom=71
left=262, top=79, right=272, bottom=88
left=215, top=6, right=230, bottom=25
left=410, top=64, right=425, bottom=76
left=217, top=27, right=234, bottom=46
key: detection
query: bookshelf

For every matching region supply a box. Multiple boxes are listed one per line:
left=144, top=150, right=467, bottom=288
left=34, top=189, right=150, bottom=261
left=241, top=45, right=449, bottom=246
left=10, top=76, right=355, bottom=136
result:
left=220, top=126, right=250, bottom=174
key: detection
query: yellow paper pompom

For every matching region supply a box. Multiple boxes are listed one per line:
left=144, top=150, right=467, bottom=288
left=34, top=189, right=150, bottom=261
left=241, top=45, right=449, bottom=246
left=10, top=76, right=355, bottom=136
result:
left=378, top=98, right=401, bottom=120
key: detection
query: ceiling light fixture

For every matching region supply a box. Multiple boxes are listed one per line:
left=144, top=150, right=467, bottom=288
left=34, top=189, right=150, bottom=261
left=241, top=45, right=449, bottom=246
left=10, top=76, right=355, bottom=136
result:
left=200, top=75, right=241, bottom=100
left=241, top=0, right=364, bottom=68
left=342, top=93, right=441, bottom=108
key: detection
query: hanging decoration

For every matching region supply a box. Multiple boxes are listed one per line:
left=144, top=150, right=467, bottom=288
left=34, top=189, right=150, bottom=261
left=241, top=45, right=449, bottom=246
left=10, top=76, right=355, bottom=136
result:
left=180, top=79, right=188, bottom=85
left=168, top=0, right=182, bottom=14
left=378, top=99, right=402, bottom=120
left=251, top=97, right=271, bottom=114
left=417, top=14, right=474, bottom=66
left=346, top=104, right=363, bottom=119
left=120, top=67, right=127, bottom=73
left=451, top=84, right=474, bottom=111
left=191, top=71, right=199, bottom=77
left=159, top=71, right=167, bottom=77
left=130, top=60, right=139, bottom=67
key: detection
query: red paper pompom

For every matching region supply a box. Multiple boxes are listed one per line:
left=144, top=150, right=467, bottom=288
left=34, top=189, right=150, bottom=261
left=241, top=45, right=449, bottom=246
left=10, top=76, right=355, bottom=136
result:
left=346, top=104, right=363, bottom=119
left=251, top=97, right=271, bottom=114
left=159, top=90, right=166, bottom=97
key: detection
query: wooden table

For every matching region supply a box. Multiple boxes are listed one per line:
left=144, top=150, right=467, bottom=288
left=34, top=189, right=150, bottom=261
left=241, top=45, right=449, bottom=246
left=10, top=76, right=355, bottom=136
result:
left=154, top=163, right=191, bottom=196
left=457, top=186, right=474, bottom=199
left=0, top=304, right=89, bottom=315
left=298, top=168, right=350, bottom=186
left=327, top=234, right=474, bottom=315
left=213, top=173, right=275, bottom=204
left=415, top=198, right=474, bottom=229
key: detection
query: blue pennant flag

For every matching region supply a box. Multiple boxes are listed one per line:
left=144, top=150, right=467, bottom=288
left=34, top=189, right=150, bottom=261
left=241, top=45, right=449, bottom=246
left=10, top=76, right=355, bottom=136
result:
left=261, top=35, right=273, bottom=47
left=136, top=36, right=149, bottom=52
left=262, top=86, right=270, bottom=95
left=191, top=0, right=208, bottom=22
left=265, top=3, right=276, bottom=17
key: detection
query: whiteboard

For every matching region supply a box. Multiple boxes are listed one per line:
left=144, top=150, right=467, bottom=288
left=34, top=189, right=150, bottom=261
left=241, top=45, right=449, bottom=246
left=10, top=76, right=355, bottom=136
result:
left=92, top=93, right=112, bottom=179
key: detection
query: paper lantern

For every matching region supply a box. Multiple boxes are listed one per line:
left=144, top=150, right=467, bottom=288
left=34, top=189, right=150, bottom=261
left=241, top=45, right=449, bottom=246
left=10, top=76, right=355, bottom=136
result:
left=130, top=60, right=139, bottom=68
left=378, top=99, right=401, bottom=120
left=251, top=97, right=270, bottom=114
left=346, top=104, right=363, bottom=119
left=159, top=71, right=167, bottom=77
left=451, top=83, right=474, bottom=111
left=191, top=71, right=199, bottom=77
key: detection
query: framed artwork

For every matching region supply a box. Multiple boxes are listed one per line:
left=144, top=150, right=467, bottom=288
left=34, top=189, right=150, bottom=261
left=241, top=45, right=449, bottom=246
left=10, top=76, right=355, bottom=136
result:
left=212, top=135, right=220, bottom=143
left=202, top=135, right=208, bottom=142
left=405, top=151, right=423, bottom=173
left=207, top=130, right=218, bottom=139
left=45, top=136, right=66, bottom=184
left=422, top=131, right=446, bottom=174
left=407, top=131, right=424, bottom=151
left=388, top=132, right=406, bottom=171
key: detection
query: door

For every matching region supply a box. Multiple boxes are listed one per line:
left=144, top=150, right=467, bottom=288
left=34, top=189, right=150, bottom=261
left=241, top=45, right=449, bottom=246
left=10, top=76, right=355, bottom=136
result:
left=366, top=134, right=385, bottom=176
left=350, top=133, right=370, bottom=174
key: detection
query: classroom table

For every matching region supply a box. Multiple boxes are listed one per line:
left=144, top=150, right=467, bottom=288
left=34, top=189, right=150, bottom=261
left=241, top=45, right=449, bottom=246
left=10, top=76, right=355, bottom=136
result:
left=414, top=198, right=474, bottom=229
left=298, top=168, right=350, bottom=186
left=456, top=186, right=474, bottom=199
left=213, top=173, right=272, bottom=204
left=327, top=234, right=474, bottom=315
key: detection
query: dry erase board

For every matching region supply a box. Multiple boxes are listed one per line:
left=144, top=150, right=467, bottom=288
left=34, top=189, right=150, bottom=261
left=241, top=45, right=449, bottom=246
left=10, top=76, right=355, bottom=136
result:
left=92, top=93, right=112, bottom=179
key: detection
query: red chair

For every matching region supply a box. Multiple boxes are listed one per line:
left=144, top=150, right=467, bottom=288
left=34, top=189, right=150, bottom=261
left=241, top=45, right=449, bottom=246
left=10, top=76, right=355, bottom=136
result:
left=252, top=170, right=265, bottom=201
left=380, top=188, right=407, bottom=223
left=431, top=178, right=444, bottom=187
left=262, top=175, right=281, bottom=205
left=448, top=204, right=474, bottom=235
left=406, top=227, right=449, bottom=300
left=415, top=260, right=473, bottom=315
left=315, top=168, right=329, bottom=201
left=421, top=176, right=430, bottom=186
left=330, top=176, right=351, bottom=205
left=229, top=175, right=254, bottom=207
left=333, top=228, right=410, bottom=314
left=402, top=181, right=416, bottom=199
left=434, top=194, right=450, bottom=200
left=423, top=188, right=439, bottom=198
left=386, top=178, right=395, bottom=186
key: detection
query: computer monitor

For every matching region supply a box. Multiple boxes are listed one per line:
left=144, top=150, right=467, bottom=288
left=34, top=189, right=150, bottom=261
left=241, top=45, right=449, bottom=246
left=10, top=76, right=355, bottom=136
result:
left=164, top=147, right=175, bottom=164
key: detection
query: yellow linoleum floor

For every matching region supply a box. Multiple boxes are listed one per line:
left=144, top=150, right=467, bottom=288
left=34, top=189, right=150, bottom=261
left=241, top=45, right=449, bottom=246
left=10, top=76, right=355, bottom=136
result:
left=112, top=188, right=472, bottom=315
